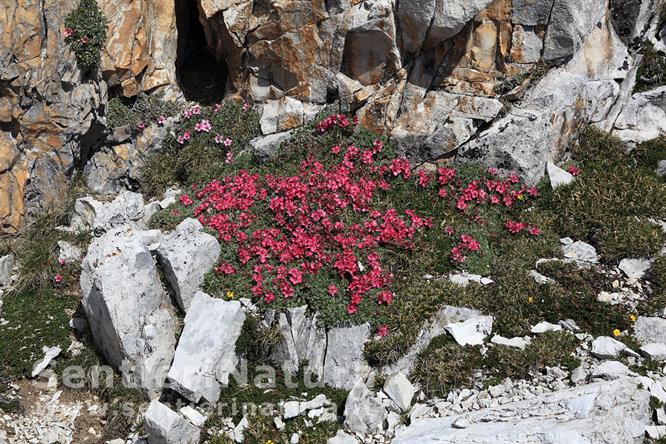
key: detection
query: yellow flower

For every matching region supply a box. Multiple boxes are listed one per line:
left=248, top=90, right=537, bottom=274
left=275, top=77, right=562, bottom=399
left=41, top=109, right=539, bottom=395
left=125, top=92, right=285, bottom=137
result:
left=266, top=441, right=275, bottom=444
left=612, top=328, right=621, bottom=337
left=226, top=290, right=234, bottom=299
left=527, top=296, right=534, bottom=304
left=517, top=194, right=525, bottom=201
left=629, top=314, right=637, bottom=322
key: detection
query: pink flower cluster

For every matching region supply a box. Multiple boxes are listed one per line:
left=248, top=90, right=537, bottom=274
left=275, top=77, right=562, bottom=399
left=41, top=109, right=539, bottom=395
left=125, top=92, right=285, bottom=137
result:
left=315, top=113, right=356, bottom=134
left=185, top=139, right=431, bottom=315
left=566, top=165, right=582, bottom=176
left=450, top=234, right=481, bottom=263
left=505, top=220, right=540, bottom=236
left=195, top=119, right=212, bottom=133
left=182, top=105, right=202, bottom=119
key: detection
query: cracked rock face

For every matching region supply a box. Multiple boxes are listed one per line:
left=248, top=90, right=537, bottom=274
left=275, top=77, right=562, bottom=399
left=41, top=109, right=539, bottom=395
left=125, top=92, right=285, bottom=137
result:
left=393, top=377, right=652, bottom=443
left=80, top=224, right=178, bottom=398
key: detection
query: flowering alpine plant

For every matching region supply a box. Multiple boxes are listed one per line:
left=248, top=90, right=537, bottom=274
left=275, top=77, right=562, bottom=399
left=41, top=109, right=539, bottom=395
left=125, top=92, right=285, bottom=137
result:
left=165, top=113, right=543, bottom=323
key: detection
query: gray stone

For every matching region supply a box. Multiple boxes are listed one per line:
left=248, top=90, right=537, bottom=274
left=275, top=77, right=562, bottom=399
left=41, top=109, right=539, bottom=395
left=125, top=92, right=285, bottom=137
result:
left=272, top=306, right=327, bottom=379
left=81, top=225, right=177, bottom=398
left=491, top=335, right=529, bottom=350
left=543, top=0, right=607, bottom=61
left=590, top=361, right=637, bottom=380
left=383, top=372, right=416, bottom=412
left=531, top=321, right=562, bottom=334
left=634, top=317, right=666, bottom=345
left=646, top=425, right=666, bottom=439
left=562, top=240, right=599, bottom=265
left=387, top=306, right=482, bottom=375
left=393, top=378, right=651, bottom=443
left=343, top=379, right=387, bottom=435
left=612, top=86, right=666, bottom=144
left=179, top=406, right=206, bottom=427
left=167, top=292, right=246, bottom=403
left=444, top=315, right=493, bottom=346
left=639, top=343, right=666, bottom=361
left=618, top=258, right=652, bottom=280
left=57, top=241, right=82, bottom=264
left=323, top=323, right=371, bottom=390
left=448, top=272, right=494, bottom=287
left=657, top=160, right=666, bottom=177
left=326, top=430, right=359, bottom=444
left=591, top=336, right=639, bottom=359
left=157, top=218, right=221, bottom=312
left=31, top=346, right=61, bottom=378
left=0, top=254, right=14, bottom=288
left=529, top=269, right=555, bottom=285
left=546, top=162, right=574, bottom=189
left=249, top=131, right=293, bottom=159
left=144, top=400, right=200, bottom=444
left=71, top=191, right=145, bottom=234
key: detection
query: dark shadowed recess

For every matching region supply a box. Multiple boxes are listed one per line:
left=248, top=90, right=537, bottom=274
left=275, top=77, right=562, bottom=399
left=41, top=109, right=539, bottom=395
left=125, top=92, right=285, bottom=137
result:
left=175, top=0, right=227, bottom=104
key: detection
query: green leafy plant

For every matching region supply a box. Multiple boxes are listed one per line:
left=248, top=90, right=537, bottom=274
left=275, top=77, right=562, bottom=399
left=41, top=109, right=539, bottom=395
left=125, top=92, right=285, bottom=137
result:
left=64, top=0, right=107, bottom=72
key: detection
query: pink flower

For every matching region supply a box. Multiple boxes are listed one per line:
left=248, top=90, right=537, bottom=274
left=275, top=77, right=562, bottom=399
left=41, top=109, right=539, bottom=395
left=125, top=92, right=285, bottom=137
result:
left=264, top=292, right=275, bottom=303
left=487, top=167, right=498, bottom=175
left=505, top=220, right=526, bottom=234
left=242, top=102, right=250, bottom=112
left=331, top=145, right=342, bottom=154
left=63, top=27, right=74, bottom=38
left=214, top=134, right=224, bottom=144
left=54, top=274, right=63, bottom=284
left=444, top=226, right=454, bottom=236
left=195, top=119, right=212, bottom=132
left=137, top=120, right=145, bottom=131
left=223, top=137, right=233, bottom=147
left=566, top=165, right=582, bottom=176
left=417, top=170, right=430, bottom=188
left=346, top=303, right=358, bottom=315
left=377, top=290, right=393, bottom=305
left=157, top=115, right=166, bottom=126
left=327, top=284, right=338, bottom=297
left=215, top=261, right=236, bottom=275
left=288, top=267, right=303, bottom=285
left=450, top=246, right=466, bottom=263
left=179, top=194, right=194, bottom=206
left=377, top=324, right=389, bottom=338
left=225, top=151, right=234, bottom=164
left=58, top=258, right=66, bottom=266
left=214, top=103, right=222, bottom=112
left=528, top=226, right=540, bottom=236
left=80, top=35, right=89, bottom=44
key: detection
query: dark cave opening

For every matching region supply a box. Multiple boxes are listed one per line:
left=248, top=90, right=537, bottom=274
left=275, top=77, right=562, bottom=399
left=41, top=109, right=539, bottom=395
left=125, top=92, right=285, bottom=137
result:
left=175, top=0, right=227, bottom=105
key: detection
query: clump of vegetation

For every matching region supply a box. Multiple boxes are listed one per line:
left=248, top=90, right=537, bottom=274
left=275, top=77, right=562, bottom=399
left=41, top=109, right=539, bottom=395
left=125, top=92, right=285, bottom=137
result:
left=639, top=256, right=666, bottom=315
left=494, top=60, right=550, bottom=96
left=105, top=94, right=180, bottom=133
left=141, top=102, right=261, bottom=197
left=634, top=136, right=666, bottom=181
left=483, top=331, right=580, bottom=384
left=411, top=335, right=483, bottom=397
left=64, top=0, right=107, bottom=72
left=545, top=127, right=666, bottom=262
left=634, top=43, right=666, bottom=93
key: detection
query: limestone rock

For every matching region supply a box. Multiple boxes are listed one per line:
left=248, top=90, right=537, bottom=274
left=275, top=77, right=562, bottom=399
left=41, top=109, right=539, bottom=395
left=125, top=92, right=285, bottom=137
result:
left=383, top=372, right=416, bottom=412
left=393, top=378, right=651, bottom=443
left=323, top=323, right=371, bottom=391
left=327, top=430, right=359, bottom=444
left=591, top=361, right=638, bottom=380
left=0, top=254, right=14, bottom=288
left=634, top=316, right=666, bottom=345
left=561, top=239, right=599, bottom=265
left=156, top=218, right=220, bottom=312
left=71, top=191, right=145, bottom=234
left=491, top=335, right=529, bottom=350
left=80, top=224, right=177, bottom=398
left=530, top=321, right=562, bottom=334
left=271, top=306, right=327, bottom=380
left=639, top=343, right=666, bottom=361
left=444, top=315, right=493, bottom=346
left=31, top=346, right=62, bottom=378
left=144, top=400, right=200, bottom=444
left=57, top=241, right=82, bottom=265
left=546, top=162, right=574, bottom=189
left=591, top=336, right=638, bottom=359
left=387, top=306, right=483, bottom=375
left=167, top=292, right=245, bottom=403
left=343, top=379, right=387, bottom=435
left=249, top=131, right=293, bottom=160
left=612, top=86, right=666, bottom=144
left=618, top=258, right=652, bottom=280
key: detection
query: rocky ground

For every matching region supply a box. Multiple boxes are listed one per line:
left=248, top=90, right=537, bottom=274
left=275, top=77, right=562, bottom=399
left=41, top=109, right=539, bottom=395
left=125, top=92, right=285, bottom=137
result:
left=0, top=1, right=666, bottom=444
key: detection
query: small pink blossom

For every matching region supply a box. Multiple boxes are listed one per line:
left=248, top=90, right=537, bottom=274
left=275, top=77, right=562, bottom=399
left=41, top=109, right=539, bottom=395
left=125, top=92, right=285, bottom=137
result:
left=567, top=165, right=582, bottom=176
left=223, top=137, right=233, bottom=147
left=80, top=35, right=89, bottom=44
left=64, top=27, right=74, bottom=38
left=225, top=151, right=234, bottom=164
left=54, top=274, right=63, bottom=284
left=242, top=102, right=250, bottom=112
left=377, top=324, right=389, bottom=338
left=137, top=120, right=145, bottom=131
left=327, top=284, right=338, bottom=297
left=195, top=119, right=212, bottom=132
left=528, top=226, right=540, bottom=236
left=157, top=115, right=166, bottom=126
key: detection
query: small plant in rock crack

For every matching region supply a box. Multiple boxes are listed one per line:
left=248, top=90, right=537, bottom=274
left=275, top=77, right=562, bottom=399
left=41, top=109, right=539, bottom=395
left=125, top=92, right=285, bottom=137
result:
left=161, top=113, right=545, bottom=327
left=64, top=0, right=107, bottom=73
